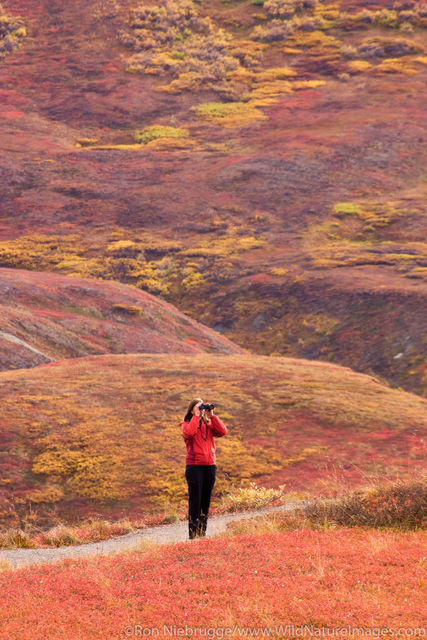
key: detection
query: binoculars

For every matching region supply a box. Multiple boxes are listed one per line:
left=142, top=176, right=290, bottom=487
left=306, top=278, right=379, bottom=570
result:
left=199, top=403, right=214, bottom=411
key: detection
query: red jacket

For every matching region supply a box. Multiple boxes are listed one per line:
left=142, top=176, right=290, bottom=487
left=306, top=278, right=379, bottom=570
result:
left=181, top=413, right=228, bottom=465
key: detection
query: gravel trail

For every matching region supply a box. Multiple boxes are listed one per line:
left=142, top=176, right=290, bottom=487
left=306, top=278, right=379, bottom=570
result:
left=0, top=500, right=311, bottom=570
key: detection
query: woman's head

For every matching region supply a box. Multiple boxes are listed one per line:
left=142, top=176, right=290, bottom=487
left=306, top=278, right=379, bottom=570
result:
left=183, top=397, right=203, bottom=422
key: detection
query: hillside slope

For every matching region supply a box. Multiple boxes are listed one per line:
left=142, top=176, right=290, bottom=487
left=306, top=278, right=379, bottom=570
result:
left=0, top=0, right=426, bottom=394
left=0, top=267, right=247, bottom=370
left=0, top=352, right=425, bottom=530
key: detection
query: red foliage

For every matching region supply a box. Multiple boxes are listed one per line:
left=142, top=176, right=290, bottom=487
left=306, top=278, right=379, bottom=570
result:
left=248, top=273, right=272, bottom=283
left=0, top=527, right=425, bottom=637
left=0, top=111, right=24, bottom=119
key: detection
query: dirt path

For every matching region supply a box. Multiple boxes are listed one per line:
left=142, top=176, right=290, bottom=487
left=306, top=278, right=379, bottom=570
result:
left=0, top=500, right=311, bottom=570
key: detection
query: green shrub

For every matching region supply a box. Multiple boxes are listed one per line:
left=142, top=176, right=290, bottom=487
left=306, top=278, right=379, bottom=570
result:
left=134, top=125, right=190, bottom=144
left=192, top=101, right=267, bottom=127
left=332, top=202, right=362, bottom=216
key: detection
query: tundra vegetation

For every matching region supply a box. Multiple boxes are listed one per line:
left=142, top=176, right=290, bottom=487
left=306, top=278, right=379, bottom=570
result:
left=0, top=2, right=425, bottom=630
left=0, top=353, right=424, bottom=543
left=0, top=0, right=425, bottom=396
left=0, top=481, right=425, bottom=638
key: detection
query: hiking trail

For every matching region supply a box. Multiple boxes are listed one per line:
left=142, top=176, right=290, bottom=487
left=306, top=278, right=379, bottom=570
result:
left=0, top=500, right=311, bottom=570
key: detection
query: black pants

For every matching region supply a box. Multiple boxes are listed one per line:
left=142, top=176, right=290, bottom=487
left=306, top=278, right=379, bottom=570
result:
left=185, top=464, right=216, bottom=539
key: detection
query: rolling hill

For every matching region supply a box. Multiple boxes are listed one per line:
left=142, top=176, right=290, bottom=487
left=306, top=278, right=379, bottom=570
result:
left=0, top=0, right=425, bottom=395
left=0, top=351, right=425, bottom=531
left=0, top=267, right=247, bottom=370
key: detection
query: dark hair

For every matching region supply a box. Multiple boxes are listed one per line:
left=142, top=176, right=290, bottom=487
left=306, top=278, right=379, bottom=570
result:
left=183, top=397, right=203, bottom=422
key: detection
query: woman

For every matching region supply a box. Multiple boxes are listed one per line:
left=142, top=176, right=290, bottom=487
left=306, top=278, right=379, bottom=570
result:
left=180, top=398, right=228, bottom=539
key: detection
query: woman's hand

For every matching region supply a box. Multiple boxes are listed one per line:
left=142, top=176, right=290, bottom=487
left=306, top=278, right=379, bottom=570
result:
left=193, top=401, right=202, bottom=416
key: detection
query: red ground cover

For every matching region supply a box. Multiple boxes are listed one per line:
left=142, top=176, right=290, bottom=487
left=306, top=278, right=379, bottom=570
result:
left=0, top=527, right=425, bottom=639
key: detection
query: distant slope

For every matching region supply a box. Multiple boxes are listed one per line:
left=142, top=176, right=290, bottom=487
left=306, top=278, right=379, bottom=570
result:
left=0, top=352, right=425, bottom=530
left=0, top=0, right=426, bottom=394
left=0, top=268, right=247, bottom=370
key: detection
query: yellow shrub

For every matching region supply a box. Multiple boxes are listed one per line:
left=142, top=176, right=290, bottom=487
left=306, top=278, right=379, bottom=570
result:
left=375, top=58, right=418, bottom=75
left=27, top=485, right=65, bottom=504
left=270, top=267, right=288, bottom=276
left=32, top=448, right=85, bottom=476
left=65, top=455, right=123, bottom=502
left=106, top=240, right=137, bottom=252
left=192, top=101, right=267, bottom=127
left=291, top=79, right=327, bottom=89
left=134, top=125, right=190, bottom=144
left=136, top=277, right=170, bottom=295
left=283, top=46, right=301, bottom=54
left=219, top=481, right=287, bottom=512
left=255, top=67, right=297, bottom=81
left=333, top=202, right=363, bottom=216
left=383, top=253, right=418, bottom=261
left=75, top=137, right=99, bottom=147
left=182, top=272, right=205, bottom=289
left=248, top=80, right=294, bottom=105
left=289, top=29, right=342, bottom=48
left=88, top=144, right=146, bottom=150
left=347, top=60, right=372, bottom=72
